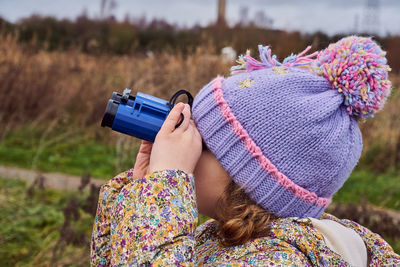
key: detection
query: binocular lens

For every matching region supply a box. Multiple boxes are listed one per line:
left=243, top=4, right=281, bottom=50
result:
left=101, top=100, right=119, bottom=128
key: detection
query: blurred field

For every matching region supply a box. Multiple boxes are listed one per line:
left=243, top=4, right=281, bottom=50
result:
left=0, top=177, right=96, bottom=266
left=1, top=33, right=399, bottom=176
left=0, top=33, right=229, bottom=177
left=0, top=32, right=400, bottom=265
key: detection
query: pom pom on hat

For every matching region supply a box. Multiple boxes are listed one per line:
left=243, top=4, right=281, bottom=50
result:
left=230, top=35, right=392, bottom=119
left=312, top=36, right=392, bottom=119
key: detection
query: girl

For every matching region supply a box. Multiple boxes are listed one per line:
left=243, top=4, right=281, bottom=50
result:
left=91, top=36, right=400, bottom=266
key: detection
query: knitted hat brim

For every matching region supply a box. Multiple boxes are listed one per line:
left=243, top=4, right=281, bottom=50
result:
left=192, top=76, right=329, bottom=218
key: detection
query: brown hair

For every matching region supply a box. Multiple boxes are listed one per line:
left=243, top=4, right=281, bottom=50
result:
left=214, top=180, right=276, bottom=247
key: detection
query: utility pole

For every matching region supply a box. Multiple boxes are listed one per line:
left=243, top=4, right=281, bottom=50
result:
left=217, top=0, right=227, bottom=27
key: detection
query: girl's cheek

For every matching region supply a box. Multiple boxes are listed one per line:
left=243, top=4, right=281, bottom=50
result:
left=193, top=169, right=210, bottom=214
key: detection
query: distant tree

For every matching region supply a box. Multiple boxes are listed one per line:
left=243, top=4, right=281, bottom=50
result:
left=100, top=0, right=118, bottom=20
left=0, top=13, right=398, bottom=73
left=254, top=10, right=273, bottom=29
left=238, top=6, right=249, bottom=27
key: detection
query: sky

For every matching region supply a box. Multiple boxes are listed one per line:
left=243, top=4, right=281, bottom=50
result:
left=1, top=0, right=399, bottom=36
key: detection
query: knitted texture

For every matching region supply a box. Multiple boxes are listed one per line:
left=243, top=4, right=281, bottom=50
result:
left=192, top=36, right=391, bottom=218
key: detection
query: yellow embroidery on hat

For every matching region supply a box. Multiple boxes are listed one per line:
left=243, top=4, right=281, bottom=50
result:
left=273, top=66, right=289, bottom=75
left=238, top=78, right=254, bottom=89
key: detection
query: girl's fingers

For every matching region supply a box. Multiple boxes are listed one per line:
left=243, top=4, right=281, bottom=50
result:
left=142, top=140, right=152, bottom=145
left=159, top=102, right=185, bottom=134
left=191, top=120, right=202, bottom=140
left=175, top=104, right=191, bottom=132
left=139, top=140, right=153, bottom=154
left=189, top=119, right=196, bottom=127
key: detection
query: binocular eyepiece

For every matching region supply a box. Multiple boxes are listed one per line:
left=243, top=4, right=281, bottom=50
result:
left=101, top=88, right=193, bottom=142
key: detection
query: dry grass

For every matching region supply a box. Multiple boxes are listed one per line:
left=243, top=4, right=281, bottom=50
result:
left=0, top=34, right=229, bottom=174
left=0, top=33, right=229, bottom=134
left=0, top=33, right=399, bottom=173
left=358, top=74, right=400, bottom=172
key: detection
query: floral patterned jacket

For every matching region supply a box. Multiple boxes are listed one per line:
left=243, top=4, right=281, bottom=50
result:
left=90, top=168, right=400, bottom=266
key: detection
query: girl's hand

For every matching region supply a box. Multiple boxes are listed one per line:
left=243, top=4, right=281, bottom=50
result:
left=131, top=140, right=153, bottom=180
left=149, top=102, right=202, bottom=175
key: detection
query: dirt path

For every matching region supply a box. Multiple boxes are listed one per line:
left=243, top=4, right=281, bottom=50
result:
left=0, top=165, right=105, bottom=191
left=1, top=165, right=399, bottom=228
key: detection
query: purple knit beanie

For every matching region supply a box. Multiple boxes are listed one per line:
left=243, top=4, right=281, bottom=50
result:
left=192, top=36, right=392, bottom=218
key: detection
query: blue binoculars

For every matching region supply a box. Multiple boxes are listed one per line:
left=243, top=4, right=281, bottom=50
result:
left=101, top=89, right=194, bottom=142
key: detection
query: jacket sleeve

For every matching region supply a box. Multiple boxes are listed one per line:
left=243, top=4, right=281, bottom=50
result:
left=321, top=213, right=400, bottom=266
left=91, top=168, right=198, bottom=266
left=90, top=168, right=136, bottom=266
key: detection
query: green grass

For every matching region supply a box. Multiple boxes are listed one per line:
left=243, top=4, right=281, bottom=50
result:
left=0, top=177, right=212, bottom=266
left=2, top=127, right=400, bottom=211
left=0, top=127, right=137, bottom=179
left=385, top=237, right=400, bottom=256
left=1, top=176, right=398, bottom=266
left=2, top=127, right=399, bottom=258
left=333, top=170, right=400, bottom=211
left=1, top=127, right=399, bottom=264
left=0, top=177, right=93, bottom=266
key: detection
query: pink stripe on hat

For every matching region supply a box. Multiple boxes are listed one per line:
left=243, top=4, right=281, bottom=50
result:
left=211, top=76, right=331, bottom=208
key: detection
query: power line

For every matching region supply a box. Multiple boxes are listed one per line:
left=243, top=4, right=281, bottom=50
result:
left=363, top=0, right=381, bottom=35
